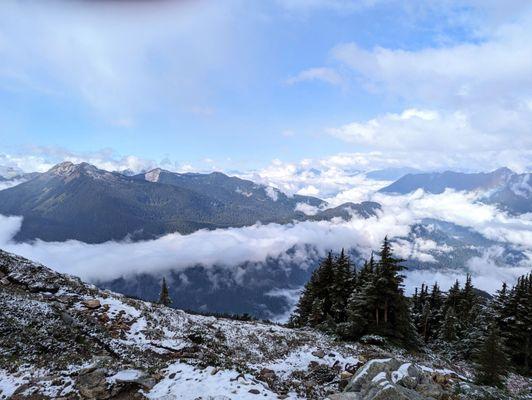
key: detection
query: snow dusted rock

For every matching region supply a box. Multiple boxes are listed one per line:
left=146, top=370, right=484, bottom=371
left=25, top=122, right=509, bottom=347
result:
left=339, top=358, right=443, bottom=400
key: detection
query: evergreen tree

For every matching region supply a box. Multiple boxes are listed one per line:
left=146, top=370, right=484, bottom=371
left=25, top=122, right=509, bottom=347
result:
left=290, top=251, right=337, bottom=328
left=331, top=249, right=355, bottom=323
left=427, top=283, right=444, bottom=341
left=474, top=324, right=509, bottom=387
left=347, top=237, right=416, bottom=347
left=289, top=268, right=319, bottom=327
left=158, top=277, right=172, bottom=306
left=440, top=306, right=458, bottom=342
left=502, top=274, right=532, bottom=374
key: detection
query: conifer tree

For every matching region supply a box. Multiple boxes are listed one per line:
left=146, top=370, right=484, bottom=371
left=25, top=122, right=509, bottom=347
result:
left=158, top=277, right=172, bottom=306
left=427, top=283, right=444, bottom=341
left=289, top=269, right=319, bottom=327
left=347, top=237, right=416, bottom=347
left=440, top=306, right=458, bottom=342
left=475, top=324, right=508, bottom=387
left=331, top=249, right=355, bottom=323
left=502, top=274, right=532, bottom=374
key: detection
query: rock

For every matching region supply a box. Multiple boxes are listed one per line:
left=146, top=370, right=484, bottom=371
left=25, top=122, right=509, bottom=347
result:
left=312, top=349, right=326, bottom=358
left=112, top=369, right=156, bottom=390
left=326, top=393, right=359, bottom=399
left=345, top=358, right=401, bottom=392
left=248, top=388, right=261, bottom=394
left=259, top=367, right=276, bottom=381
left=340, top=371, right=353, bottom=380
left=341, top=358, right=453, bottom=400
left=76, top=368, right=109, bottom=399
left=82, top=299, right=101, bottom=309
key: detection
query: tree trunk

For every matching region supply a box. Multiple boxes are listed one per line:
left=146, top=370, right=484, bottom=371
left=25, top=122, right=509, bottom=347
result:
left=375, top=306, right=379, bottom=326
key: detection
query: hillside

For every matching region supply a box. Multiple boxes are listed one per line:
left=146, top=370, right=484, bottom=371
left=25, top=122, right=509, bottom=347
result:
left=2, top=250, right=528, bottom=399
left=0, top=163, right=378, bottom=243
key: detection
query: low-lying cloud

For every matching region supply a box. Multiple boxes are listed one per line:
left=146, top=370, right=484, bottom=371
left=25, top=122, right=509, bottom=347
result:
left=1, top=185, right=530, bottom=296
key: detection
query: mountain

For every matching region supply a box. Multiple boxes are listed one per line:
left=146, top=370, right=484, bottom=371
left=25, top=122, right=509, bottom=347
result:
left=0, top=162, right=378, bottom=243
left=132, top=167, right=325, bottom=217
left=0, top=165, right=39, bottom=185
left=380, top=168, right=531, bottom=214
left=482, top=172, right=532, bottom=214
left=365, top=167, right=423, bottom=181
left=379, top=167, right=514, bottom=194
left=0, top=250, right=510, bottom=400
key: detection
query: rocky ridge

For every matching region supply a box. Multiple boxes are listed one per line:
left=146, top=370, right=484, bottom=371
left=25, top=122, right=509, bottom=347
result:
left=1, top=250, right=529, bottom=399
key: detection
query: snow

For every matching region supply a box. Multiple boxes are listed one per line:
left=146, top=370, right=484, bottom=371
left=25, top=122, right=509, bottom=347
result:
left=253, top=345, right=360, bottom=380
left=108, top=369, right=143, bottom=383
left=372, top=371, right=387, bottom=383
left=235, top=187, right=253, bottom=197
left=391, top=362, right=411, bottom=383
left=145, top=362, right=297, bottom=400
left=0, top=369, right=26, bottom=398
left=355, top=358, right=391, bottom=380
left=145, top=169, right=162, bottom=183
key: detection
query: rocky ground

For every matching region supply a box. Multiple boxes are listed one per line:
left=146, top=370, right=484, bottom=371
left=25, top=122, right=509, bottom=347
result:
left=0, top=249, right=530, bottom=399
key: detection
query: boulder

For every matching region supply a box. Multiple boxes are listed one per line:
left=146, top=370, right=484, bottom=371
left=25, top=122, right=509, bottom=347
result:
left=342, top=358, right=448, bottom=400
left=82, top=299, right=101, bottom=309
left=76, top=368, right=109, bottom=399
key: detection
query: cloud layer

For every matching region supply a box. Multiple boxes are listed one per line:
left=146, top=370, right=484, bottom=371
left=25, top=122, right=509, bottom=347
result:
left=1, top=184, right=530, bottom=294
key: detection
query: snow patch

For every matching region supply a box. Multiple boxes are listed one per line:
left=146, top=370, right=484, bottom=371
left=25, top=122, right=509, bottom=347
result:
left=145, top=362, right=295, bottom=400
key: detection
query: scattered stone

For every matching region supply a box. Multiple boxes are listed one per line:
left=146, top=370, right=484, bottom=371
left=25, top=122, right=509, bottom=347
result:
left=259, top=368, right=276, bottom=381
left=82, top=299, right=101, bottom=309
left=312, top=349, right=326, bottom=358
left=340, top=371, right=353, bottom=380
left=248, top=388, right=261, bottom=394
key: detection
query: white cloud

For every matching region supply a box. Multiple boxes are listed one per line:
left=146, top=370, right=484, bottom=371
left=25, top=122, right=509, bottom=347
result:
left=286, top=67, right=343, bottom=86
left=0, top=0, right=243, bottom=121
left=1, top=184, right=530, bottom=295
left=294, top=202, right=320, bottom=216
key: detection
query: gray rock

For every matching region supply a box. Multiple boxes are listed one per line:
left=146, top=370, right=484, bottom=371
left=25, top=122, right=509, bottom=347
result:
left=342, top=358, right=446, bottom=400
left=76, top=368, right=109, bottom=399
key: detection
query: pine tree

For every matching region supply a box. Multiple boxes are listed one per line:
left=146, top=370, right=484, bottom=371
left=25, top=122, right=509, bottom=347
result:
left=290, top=251, right=337, bottom=328
left=427, top=282, right=444, bottom=341
left=158, top=277, right=172, bottom=306
left=440, top=306, right=458, bottom=342
left=346, top=237, right=416, bottom=347
left=331, top=249, right=355, bottom=323
left=289, top=269, right=319, bottom=327
left=502, top=274, right=532, bottom=374
left=475, top=324, right=508, bottom=387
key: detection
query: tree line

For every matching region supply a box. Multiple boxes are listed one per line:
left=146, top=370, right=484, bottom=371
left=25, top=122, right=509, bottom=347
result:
left=289, top=238, right=531, bottom=385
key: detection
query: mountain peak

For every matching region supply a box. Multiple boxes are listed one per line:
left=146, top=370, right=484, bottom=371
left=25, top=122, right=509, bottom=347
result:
left=48, top=162, right=107, bottom=179
left=492, top=166, right=514, bottom=176
left=144, top=168, right=166, bottom=182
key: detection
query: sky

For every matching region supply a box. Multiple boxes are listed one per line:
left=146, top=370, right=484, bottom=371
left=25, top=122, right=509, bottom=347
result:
left=1, top=0, right=531, bottom=174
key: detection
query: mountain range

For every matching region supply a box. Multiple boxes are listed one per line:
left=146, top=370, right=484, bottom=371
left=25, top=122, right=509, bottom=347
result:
left=380, top=167, right=532, bottom=214
left=0, top=162, right=380, bottom=243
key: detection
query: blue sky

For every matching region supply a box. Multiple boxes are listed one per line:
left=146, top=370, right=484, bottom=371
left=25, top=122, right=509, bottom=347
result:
left=1, top=0, right=531, bottom=173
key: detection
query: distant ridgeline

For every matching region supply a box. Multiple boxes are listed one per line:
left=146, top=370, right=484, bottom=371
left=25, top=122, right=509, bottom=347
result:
left=0, top=161, right=380, bottom=243
left=290, top=238, right=532, bottom=383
